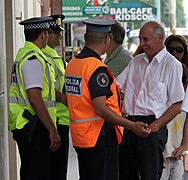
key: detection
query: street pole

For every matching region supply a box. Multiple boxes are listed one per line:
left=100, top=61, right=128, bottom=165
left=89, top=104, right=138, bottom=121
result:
left=154, top=0, right=161, bottom=22
left=169, top=0, right=176, bottom=34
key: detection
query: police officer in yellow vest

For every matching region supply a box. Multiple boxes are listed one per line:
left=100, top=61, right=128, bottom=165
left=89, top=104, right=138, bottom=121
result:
left=42, top=14, right=70, bottom=180
left=8, top=16, right=66, bottom=180
left=65, top=17, right=151, bottom=180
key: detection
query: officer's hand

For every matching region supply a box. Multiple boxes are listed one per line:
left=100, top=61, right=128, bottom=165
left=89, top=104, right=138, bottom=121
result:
left=132, top=122, right=151, bottom=137
left=49, top=129, right=61, bottom=152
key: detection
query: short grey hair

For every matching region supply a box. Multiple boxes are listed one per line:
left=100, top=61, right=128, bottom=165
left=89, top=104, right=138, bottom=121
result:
left=142, top=21, right=165, bottom=37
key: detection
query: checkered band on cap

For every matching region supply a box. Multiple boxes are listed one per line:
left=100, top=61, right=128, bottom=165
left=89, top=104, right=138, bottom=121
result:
left=24, top=22, right=49, bottom=30
left=49, top=21, right=56, bottom=26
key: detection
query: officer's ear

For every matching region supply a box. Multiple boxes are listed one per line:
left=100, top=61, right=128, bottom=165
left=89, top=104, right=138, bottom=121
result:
left=104, top=33, right=111, bottom=45
left=40, top=30, right=48, bottom=39
left=43, top=30, right=48, bottom=36
left=84, top=33, right=87, bottom=41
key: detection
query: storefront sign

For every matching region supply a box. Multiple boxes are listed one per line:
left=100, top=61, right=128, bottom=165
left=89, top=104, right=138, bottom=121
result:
left=62, top=0, right=157, bottom=23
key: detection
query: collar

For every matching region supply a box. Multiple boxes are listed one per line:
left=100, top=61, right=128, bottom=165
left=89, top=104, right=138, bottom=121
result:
left=76, top=47, right=101, bottom=60
left=142, top=47, right=167, bottom=64
left=43, top=45, right=59, bottom=58
left=25, top=41, right=47, bottom=60
left=25, top=41, right=41, bottom=52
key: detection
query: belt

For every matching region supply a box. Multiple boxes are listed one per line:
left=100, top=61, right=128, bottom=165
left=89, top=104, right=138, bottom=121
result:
left=124, top=114, right=156, bottom=124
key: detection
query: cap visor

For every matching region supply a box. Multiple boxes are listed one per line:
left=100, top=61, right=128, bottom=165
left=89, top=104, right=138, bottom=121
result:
left=46, top=27, right=53, bottom=33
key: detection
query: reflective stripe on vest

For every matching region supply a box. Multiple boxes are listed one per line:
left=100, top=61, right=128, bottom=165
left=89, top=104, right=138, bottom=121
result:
left=9, top=96, right=55, bottom=107
left=71, top=116, right=101, bottom=123
left=43, top=50, right=63, bottom=91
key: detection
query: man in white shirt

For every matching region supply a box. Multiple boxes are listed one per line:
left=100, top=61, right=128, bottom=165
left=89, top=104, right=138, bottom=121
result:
left=116, top=21, right=184, bottom=180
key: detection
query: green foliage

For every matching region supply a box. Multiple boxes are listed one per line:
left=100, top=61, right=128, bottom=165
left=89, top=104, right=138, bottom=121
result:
left=176, top=0, right=186, bottom=27
left=131, top=0, right=186, bottom=29
left=161, top=0, right=185, bottom=27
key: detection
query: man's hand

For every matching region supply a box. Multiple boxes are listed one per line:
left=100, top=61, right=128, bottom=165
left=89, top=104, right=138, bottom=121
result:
left=184, top=154, right=188, bottom=172
left=49, top=129, right=61, bottom=152
left=172, top=146, right=184, bottom=160
left=131, top=122, right=151, bottom=137
left=148, top=121, right=160, bottom=132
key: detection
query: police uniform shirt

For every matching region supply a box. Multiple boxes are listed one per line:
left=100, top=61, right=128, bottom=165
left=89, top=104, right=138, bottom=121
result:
left=76, top=47, right=113, bottom=99
left=22, top=57, right=43, bottom=90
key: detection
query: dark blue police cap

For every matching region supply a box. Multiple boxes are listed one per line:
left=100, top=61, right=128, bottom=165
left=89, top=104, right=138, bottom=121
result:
left=82, top=17, right=116, bottom=33
left=19, top=16, right=53, bottom=31
left=49, top=14, right=65, bottom=31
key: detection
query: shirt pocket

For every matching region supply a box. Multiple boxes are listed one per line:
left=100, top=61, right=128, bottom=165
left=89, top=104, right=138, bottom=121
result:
left=148, top=81, right=167, bottom=102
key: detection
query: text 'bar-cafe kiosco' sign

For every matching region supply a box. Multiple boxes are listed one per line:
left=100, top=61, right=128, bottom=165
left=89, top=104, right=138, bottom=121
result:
left=62, top=0, right=157, bottom=23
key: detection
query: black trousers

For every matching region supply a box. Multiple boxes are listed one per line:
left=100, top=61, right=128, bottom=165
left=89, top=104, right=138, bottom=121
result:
left=12, top=122, right=69, bottom=180
left=12, top=122, right=52, bottom=180
left=119, top=115, right=168, bottom=180
left=75, top=124, right=119, bottom=180
left=51, top=124, right=69, bottom=180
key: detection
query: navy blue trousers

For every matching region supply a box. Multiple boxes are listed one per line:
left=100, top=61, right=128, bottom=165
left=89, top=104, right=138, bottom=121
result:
left=75, top=125, right=119, bottom=180
left=119, top=122, right=168, bottom=180
left=12, top=122, right=69, bottom=180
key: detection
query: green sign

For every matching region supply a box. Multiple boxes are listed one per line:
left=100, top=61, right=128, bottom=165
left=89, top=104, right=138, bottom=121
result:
left=62, top=0, right=157, bottom=23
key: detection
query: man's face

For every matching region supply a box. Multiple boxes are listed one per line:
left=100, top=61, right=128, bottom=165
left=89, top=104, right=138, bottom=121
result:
left=139, top=24, right=164, bottom=60
left=48, top=30, right=63, bottom=48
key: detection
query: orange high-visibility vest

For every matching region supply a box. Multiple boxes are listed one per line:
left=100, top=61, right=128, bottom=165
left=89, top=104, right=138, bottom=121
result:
left=65, top=57, right=123, bottom=148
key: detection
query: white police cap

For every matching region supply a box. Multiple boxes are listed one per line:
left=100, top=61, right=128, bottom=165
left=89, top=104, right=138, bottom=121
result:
left=19, top=16, right=53, bottom=31
left=82, top=17, right=116, bottom=33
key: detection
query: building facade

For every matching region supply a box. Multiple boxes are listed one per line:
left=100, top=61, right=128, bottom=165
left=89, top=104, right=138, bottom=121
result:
left=0, top=0, right=48, bottom=179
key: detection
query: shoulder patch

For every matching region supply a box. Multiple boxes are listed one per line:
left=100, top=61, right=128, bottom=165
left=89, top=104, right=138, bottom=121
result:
left=28, top=55, right=37, bottom=60
left=96, top=72, right=109, bottom=87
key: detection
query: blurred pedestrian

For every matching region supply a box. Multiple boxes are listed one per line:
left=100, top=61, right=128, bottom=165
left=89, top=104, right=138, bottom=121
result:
left=116, top=21, right=184, bottom=180
left=104, top=20, right=133, bottom=77
left=165, top=34, right=188, bottom=89
left=160, top=34, right=188, bottom=180
left=173, top=86, right=188, bottom=179
left=65, top=17, right=150, bottom=180
left=133, top=45, right=144, bottom=57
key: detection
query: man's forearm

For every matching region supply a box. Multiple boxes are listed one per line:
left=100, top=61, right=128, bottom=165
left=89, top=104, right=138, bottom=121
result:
left=55, top=89, right=67, bottom=106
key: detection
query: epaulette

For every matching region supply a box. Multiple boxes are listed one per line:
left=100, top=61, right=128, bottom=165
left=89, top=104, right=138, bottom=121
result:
left=28, top=55, right=37, bottom=60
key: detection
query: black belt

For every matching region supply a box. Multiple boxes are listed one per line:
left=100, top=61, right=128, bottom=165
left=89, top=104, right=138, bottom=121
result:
left=125, top=114, right=156, bottom=124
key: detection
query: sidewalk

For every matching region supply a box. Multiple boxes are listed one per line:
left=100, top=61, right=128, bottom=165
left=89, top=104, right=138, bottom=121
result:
left=67, top=135, right=79, bottom=180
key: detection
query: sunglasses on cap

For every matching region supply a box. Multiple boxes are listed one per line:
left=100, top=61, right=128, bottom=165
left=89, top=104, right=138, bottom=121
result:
left=167, top=46, right=184, bottom=54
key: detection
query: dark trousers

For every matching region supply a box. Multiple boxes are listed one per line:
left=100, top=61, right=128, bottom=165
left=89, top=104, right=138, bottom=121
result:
left=75, top=124, right=119, bottom=180
left=12, top=122, right=69, bottom=180
left=119, top=116, right=168, bottom=180
left=12, top=122, right=52, bottom=180
left=51, top=124, right=69, bottom=180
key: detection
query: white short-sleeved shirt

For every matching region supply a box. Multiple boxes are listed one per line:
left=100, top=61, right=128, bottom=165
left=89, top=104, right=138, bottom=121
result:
left=116, top=47, right=184, bottom=119
left=22, top=59, right=43, bottom=90
left=182, top=87, right=188, bottom=112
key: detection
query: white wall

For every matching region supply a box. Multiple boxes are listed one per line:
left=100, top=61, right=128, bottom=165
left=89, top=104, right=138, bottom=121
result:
left=5, top=1, right=42, bottom=179
left=0, top=0, right=9, bottom=179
